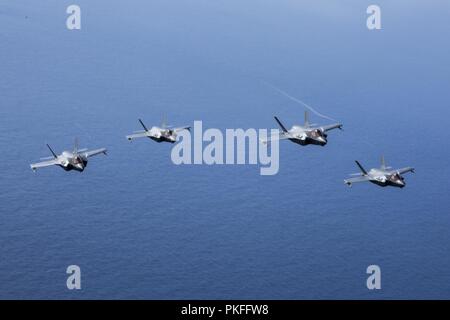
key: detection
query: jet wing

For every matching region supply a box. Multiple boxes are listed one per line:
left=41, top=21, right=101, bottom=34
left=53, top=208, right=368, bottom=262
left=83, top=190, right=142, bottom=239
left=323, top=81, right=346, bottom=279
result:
left=174, top=126, right=191, bottom=132
left=82, top=148, right=107, bottom=158
left=126, top=132, right=151, bottom=140
left=320, top=123, right=343, bottom=132
left=393, top=167, right=415, bottom=175
left=30, top=159, right=59, bottom=171
left=260, top=132, right=291, bottom=144
left=344, top=175, right=371, bottom=186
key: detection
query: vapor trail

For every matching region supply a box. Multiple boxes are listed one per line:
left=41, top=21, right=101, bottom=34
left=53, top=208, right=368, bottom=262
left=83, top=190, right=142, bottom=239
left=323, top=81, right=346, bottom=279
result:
left=263, top=81, right=338, bottom=122
left=262, top=81, right=380, bottom=148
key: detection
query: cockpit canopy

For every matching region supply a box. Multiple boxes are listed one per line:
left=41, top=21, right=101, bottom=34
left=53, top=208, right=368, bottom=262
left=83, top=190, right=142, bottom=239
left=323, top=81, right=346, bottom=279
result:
left=73, top=156, right=83, bottom=165
left=310, top=129, right=323, bottom=138
left=390, top=173, right=403, bottom=181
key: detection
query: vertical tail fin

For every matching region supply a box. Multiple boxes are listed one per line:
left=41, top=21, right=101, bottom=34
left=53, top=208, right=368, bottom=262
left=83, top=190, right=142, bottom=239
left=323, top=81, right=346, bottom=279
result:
left=274, top=116, right=288, bottom=133
left=304, top=110, right=310, bottom=127
left=355, top=160, right=368, bottom=175
left=138, top=119, right=149, bottom=131
left=73, top=138, right=79, bottom=154
left=46, top=144, right=58, bottom=159
left=381, top=155, right=386, bottom=170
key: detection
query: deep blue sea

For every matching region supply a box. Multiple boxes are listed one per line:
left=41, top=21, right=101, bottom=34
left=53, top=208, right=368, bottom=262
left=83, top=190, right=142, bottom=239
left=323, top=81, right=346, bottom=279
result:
left=1, top=0, right=450, bottom=299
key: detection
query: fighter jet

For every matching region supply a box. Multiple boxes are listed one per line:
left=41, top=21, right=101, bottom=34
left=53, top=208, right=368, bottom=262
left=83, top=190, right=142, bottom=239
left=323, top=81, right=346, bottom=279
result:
left=262, top=111, right=342, bottom=146
left=344, top=156, right=414, bottom=188
left=126, top=118, right=190, bottom=143
left=30, top=140, right=107, bottom=172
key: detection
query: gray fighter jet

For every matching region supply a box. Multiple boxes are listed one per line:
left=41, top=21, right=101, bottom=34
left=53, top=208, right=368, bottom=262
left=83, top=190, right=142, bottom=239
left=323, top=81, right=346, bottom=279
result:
left=262, top=111, right=342, bottom=146
left=344, top=156, right=414, bottom=188
left=126, top=119, right=190, bottom=143
left=30, top=140, right=107, bottom=172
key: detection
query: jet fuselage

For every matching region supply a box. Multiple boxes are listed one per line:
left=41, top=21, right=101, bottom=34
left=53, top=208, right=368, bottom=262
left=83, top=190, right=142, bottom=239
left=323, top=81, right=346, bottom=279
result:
left=367, top=169, right=406, bottom=188
left=288, top=126, right=328, bottom=146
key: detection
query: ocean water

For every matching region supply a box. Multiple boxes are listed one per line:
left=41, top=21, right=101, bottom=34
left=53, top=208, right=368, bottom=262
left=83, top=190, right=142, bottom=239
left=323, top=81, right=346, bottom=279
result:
left=1, top=0, right=450, bottom=299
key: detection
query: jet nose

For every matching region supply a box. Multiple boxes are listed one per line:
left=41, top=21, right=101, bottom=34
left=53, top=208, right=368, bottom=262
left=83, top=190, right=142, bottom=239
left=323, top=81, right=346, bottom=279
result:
left=317, top=136, right=327, bottom=144
left=397, top=180, right=405, bottom=188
